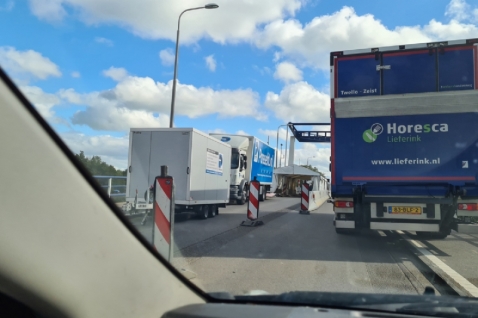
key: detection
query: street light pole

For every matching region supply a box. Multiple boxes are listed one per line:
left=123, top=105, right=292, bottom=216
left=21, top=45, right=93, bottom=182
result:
left=276, top=124, right=288, bottom=168
left=280, top=144, right=283, bottom=167
left=307, top=156, right=315, bottom=166
left=169, top=3, right=219, bottom=128
left=285, top=125, right=289, bottom=166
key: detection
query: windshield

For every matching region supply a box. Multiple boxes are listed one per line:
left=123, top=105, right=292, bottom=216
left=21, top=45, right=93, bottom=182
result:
left=231, top=152, right=240, bottom=170
left=3, top=0, right=478, bottom=315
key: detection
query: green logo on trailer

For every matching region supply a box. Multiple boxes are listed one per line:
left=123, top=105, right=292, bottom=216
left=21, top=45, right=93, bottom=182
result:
left=363, top=123, right=383, bottom=143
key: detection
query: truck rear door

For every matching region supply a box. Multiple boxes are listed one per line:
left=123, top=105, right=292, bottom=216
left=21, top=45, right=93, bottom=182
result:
left=382, top=49, right=436, bottom=95
left=150, top=131, right=190, bottom=202
left=334, top=54, right=380, bottom=98
left=334, top=44, right=477, bottom=98
left=127, top=130, right=151, bottom=198
left=438, top=45, right=476, bottom=91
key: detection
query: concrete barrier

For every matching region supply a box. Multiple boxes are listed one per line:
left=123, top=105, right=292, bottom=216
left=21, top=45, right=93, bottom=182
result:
left=308, top=189, right=329, bottom=211
left=456, top=223, right=478, bottom=234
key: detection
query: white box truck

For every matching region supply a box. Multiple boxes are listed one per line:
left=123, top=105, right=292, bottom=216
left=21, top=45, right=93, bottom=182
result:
left=210, top=134, right=275, bottom=204
left=124, top=128, right=231, bottom=219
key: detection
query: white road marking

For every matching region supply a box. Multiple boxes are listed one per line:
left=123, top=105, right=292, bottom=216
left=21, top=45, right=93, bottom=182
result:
left=398, top=231, right=478, bottom=297
left=378, top=231, right=387, bottom=237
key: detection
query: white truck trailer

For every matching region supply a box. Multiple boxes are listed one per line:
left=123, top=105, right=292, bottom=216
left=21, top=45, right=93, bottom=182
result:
left=123, top=128, right=231, bottom=219
left=210, top=134, right=275, bottom=205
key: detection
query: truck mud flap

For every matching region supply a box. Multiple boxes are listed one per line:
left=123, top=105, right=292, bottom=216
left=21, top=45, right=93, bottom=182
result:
left=425, top=204, right=435, bottom=218
left=376, top=202, right=384, bottom=217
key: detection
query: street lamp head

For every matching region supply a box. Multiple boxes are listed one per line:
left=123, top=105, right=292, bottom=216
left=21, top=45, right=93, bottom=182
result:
left=205, top=3, right=219, bottom=9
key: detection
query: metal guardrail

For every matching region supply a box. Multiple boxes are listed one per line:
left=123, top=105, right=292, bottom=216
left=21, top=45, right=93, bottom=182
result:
left=93, top=175, right=127, bottom=198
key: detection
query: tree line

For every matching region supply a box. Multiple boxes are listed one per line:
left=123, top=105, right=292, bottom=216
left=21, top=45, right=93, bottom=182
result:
left=75, top=151, right=126, bottom=176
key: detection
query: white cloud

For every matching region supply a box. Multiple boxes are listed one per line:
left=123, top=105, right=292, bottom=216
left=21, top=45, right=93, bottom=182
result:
left=102, top=66, right=128, bottom=81
left=28, top=0, right=66, bottom=22
left=294, top=143, right=330, bottom=177
left=0, top=46, right=62, bottom=81
left=72, top=106, right=169, bottom=131
left=19, top=85, right=61, bottom=120
left=71, top=71, right=81, bottom=78
left=27, top=0, right=303, bottom=44
left=259, top=128, right=288, bottom=142
left=235, top=130, right=249, bottom=136
left=273, top=61, right=302, bottom=83
left=60, top=132, right=129, bottom=169
left=254, top=7, right=433, bottom=69
left=60, top=70, right=265, bottom=131
left=255, top=4, right=478, bottom=69
left=205, top=55, right=216, bottom=72
left=95, top=37, right=114, bottom=46
left=26, top=0, right=478, bottom=71
left=446, top=0, right=471, bottom=22
left=58, top=88, right=83, bottom=104
left=265, top=81, right=329, bottom=122
left=423, top=19, right=478, bottom=40
left=159, top=48, right=175, bottom=66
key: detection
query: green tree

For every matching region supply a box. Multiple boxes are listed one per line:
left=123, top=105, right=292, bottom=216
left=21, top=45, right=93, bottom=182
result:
left=75, top=151, right=126, bottom=176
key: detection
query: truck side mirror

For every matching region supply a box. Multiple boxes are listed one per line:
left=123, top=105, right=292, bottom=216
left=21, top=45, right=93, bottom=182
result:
left=244, top=161, right=247, bottom=169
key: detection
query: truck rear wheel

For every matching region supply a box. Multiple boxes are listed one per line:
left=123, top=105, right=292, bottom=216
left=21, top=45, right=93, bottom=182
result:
left=196, top=205, right=208, bottom=220
left=259, top=187, right=265, bottom=202
left=209, top=205, right=217, bottom=218
left=238, top=191, right=246, bottom=205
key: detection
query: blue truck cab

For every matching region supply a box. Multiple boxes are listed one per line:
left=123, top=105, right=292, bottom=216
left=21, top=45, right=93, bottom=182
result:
left=210, top=134, right=275, bottom=205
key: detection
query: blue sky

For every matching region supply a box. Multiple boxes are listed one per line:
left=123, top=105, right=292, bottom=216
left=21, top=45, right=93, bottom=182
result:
left=1, top=0, right=478, bottom=175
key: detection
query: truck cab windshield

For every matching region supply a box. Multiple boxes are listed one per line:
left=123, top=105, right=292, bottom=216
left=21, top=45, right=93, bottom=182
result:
left=231, top=152, right=240, bottom=169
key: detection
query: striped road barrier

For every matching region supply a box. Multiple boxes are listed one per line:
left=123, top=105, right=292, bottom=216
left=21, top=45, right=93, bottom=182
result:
left=153, top=167, right=175, bottom=261
left=300, top=182, right=310, bottom=215
left=241, top=178, right=264, bottom=227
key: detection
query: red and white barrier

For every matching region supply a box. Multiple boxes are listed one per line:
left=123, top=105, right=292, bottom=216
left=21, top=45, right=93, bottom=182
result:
left=153, top=176, right=174, bottom=261
left=300, top=182, right=310, bottom=214
left=241, top=179, right=263, bottom=226
left=247, top=180, right=260, bottom=220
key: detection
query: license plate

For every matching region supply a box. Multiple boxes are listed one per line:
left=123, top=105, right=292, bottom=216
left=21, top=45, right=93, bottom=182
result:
left=389, top=206, right=422, bottom=214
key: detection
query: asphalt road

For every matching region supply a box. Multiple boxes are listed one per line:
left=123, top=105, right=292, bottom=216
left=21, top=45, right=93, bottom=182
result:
left=126, top=197, right=477, bottom=297
left=127, top=197, right=299, bottom=249
left=402, top=229, right=478, bottom=296
left=172, top=200, right=448, bottom=296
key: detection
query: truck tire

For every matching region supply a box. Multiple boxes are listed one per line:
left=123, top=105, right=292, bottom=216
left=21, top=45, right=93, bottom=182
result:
left=238, top=191, right=246, bottom=205
left=209, top=205, right=217, bottom=218
left=259, top=191, right=264, bottom=202
left=196, top=205, right=208, bottom=220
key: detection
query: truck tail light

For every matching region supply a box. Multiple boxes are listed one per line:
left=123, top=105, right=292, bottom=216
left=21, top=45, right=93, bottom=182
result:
left=458, top=203, right=478, bottom=211
left=334, top=201, right=353, bottom=208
